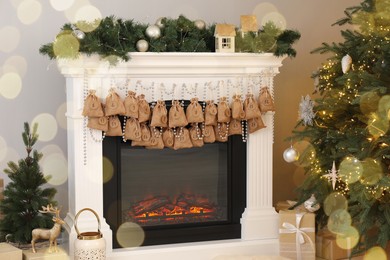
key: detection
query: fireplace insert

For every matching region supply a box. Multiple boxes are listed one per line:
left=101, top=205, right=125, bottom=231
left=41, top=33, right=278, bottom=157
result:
left=103, top=122, right=246, bottom=248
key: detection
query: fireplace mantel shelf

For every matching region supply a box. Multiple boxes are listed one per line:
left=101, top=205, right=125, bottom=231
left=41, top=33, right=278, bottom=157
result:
left=58, top=53, right=285, bottom=260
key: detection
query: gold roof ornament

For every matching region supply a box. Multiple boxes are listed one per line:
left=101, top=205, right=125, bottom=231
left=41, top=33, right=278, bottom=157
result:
left=214, top=24, right=236, bottom=37
left=240, top=15, right=258, bottom=33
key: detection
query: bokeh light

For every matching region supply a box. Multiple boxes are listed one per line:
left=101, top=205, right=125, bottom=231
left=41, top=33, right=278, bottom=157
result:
left=324, top=192, right=348, bottom=216
left=3, top=55, right=28, bottom=78
left=262, top=12, right=287, bottom=30
left=41, top=153, right=68, bottom=186
left=103, top=156, right=114, bottom=183
left=338, top=156, right=363, bottom=184
left=361, top=158, right=383, bottom=185
left=253, top=3, right=278, bottom=24
left=0, top=26, right=20, bottom=53
left=367, top=112, right=389, bottom=138
left=50, top=0, right=75, bottom=11
left=40, top=144, right=64, bottom=158
left=293, top=140, right=316, bottom=167
left=364, top=246, right=388, bottom=260
left=336, top=226, right=360, bottom=250
left=56, top=102, right=67, bottom=130
left=17, top=0, right=42, bottom=25
left=32, top=113, right=58, bottom=142
left=327, top=209, right=352, bottom=234
left=360, top=91, right=380, bottom=115
left=377, top=95, right=390, bottom=120
left=116, top=222, right=145, bottom=248
left=74, top=5, right=102, bottom=32
left=0, top=136, right=7, bottom=163
left=53, top=32, right=80, bottom=59
left=0, top=72, right=22, bottom=99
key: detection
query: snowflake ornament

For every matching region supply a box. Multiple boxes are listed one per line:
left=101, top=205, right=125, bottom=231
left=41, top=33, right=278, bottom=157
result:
left=324, top=161, right=339, bottom=190
left=298, top=95, right=315, bottom=126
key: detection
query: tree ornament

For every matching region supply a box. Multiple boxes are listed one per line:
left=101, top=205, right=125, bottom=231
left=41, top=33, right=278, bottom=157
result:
left=72, top=29, right=85, bottom=40
left=341, top=54, right=352, bottom=73
left=283, top=145, right=299, bottom=163
left=145, top=25, right=161, bottom=39
left=194, top=19, right=206, bottom=30
left=324, top=161, right=339, bottom=190
left=155, top=17, right=165, bottom=29
left=298, top=94, right=315, bottom=126
left=304, top=194, right=320, bottom=212
left=136, top=39, right=149, bottom=52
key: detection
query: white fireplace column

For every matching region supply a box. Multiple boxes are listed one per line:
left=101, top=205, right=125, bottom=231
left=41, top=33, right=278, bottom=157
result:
left=58, top=53, right=284, bottom=259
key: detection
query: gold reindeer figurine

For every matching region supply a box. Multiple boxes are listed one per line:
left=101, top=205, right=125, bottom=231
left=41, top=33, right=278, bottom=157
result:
left=31, top=204, right=65, bottom=253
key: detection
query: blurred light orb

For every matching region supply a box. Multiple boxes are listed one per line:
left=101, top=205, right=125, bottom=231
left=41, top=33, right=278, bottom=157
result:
left=367, top=112, right=389, bottom=138
left=363, top=246, right=388, bottom=260
left=360, top=91, right=380, bottom=115
left=74, top=5, right=102, bottom=32
left=103, top=156, right=114, bottom=184
left=32, top=113, right=58, bottom=142
left=0, top=72, right=22, bottom=99
left=262, top=12, right=286, bottom=30
left=336, top=226, right=360, bottom=250
left=3, top=55, right=28, bottom=78
left=50, top=0, right=75, bottom=11
left=324, top=192, right=348, bottom=216
left=116, top=222, right=145, bottom=248
left=56, top=102, right=67, bottom=130
left=53, top=32, right=80, bottom=59
left=361, top=158, right=383, bottom=185
left=0, top=136, right=7, bottom=163
left=17, top=0, right=42, bottom=25
left=293, top=140, right=315, bottom=167
left=0, top=26, right=20, bottom=53
left=327, top=209, right=352, bottom=234
left=253, top=3, right=278, bottom=22
left=42, top=153, right=68, bottom=186
left=40, top=144, right=64, bottom=157
left=338, top=156, right=363, bottom=184
left=377, top=95, right=390, bottom=120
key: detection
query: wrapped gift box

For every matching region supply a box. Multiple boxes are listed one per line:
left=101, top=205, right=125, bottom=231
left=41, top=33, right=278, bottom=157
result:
left=316, top=229, right=352, bottom=260
left=0, top=242, right=22, bottom=259
left=279, top=210, right=315, bottom=260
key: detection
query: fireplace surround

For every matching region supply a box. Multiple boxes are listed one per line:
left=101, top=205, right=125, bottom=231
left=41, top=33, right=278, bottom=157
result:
left=58, top=53, right=285, bottom=259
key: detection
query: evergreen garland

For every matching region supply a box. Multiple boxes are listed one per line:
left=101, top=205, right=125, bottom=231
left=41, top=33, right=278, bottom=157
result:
left=0, top=123, right=57, bottom=244
left=39, top=15, right=300, bottom=63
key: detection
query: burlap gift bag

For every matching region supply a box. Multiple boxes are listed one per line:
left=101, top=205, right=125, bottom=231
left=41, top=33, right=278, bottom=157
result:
left=248, top=116, right=266, bottom=134
left=124, top=91, right=139, bottom=118
left=173, top=128, right=193, bottom=150
left=169, top=100, right=188, bottom=128
left=228, top=119, right=242, bottom=136
left=105, top=116, right=122, bottom=136
left=231, top=94, right=246, bottom=120
left=162, top=128, right=175, bottom=148
left=189, top=124, right=204, bottom=147
left=150, top=100, right=168, bottom=128
left=259, top=87, right=275, bottom=112
left=279, top=210, right=315, bottom=260
left=138, top=94, right=151, bottom=123
left=124, top=117, right=142, bottom=141
left=204, top=100, right=218, bottom=126
left=217, top=97, right=231, bottom=123
left=186, top=98, right=204, bottom=123
left=83, top=90, right=104, bottom=117
left=131, top=123, right=152, bottom=147
left=87, top=116, right=108, bottom=132
left=203, top=125, right=216, bottom=143
left=244, top=93, right=262, bottom=120
left=146, top=134, right=164, bottom=150
left=105, top=88, right=126, bottom=116
left=214, top=123, right=229, bottom=142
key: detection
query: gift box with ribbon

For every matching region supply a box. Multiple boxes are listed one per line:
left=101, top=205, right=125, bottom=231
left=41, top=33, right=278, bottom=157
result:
left=279, top=210, right=315, bottom=260
left=315, top=229, right=352, bottom=260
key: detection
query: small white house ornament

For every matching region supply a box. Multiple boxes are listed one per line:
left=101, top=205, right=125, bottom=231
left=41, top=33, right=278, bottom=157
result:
left=214, top=24, right=236, bottom=53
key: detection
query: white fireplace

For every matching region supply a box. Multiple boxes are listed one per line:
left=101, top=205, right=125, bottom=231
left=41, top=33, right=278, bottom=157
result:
left=57, top=52, right=285, bottom=260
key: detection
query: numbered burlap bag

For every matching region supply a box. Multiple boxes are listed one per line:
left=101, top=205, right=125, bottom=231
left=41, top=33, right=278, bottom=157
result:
left=204, top=100, right=218, bottom=126
left=186, top=98, right=204, bottom=123
left=106, top=116, right=122, bottom=136
left=131, top=123, right=152, bottom=147
left=217, top=97, right=231, bottom=123
left=146, top=134, right=164, bottom=150
left=151, top=100, right=168, bottom=128
left=87, top=116, right=108, bottom=132
left=162, top=128, right=175, bottom=148
left=169, top=100, right=188, bottom=128
left=124, top=117, right=142, bottom=141
left=214, top=123, right=229, bottom=142
left=105, top=89, right=126, bottom=116
left=83, top=90, right=104, bottom=117
left=124, top=91, right=139, bottom=118
left=259, top=87, right=275, bottom=112
left=228, top=119, right=242, bottom=136
left=189, top=124, right=204, bottom=147
left=203, top=125, right=216, bottom=143
left=244, top=93, right=262, bottom=120
left=248, top=116, right=266, bottom=133
left=231, top=94, right=246, bottom=120
left=173, top=128, right=193, bottom=150
left=137, top=94, right=151, bottom=123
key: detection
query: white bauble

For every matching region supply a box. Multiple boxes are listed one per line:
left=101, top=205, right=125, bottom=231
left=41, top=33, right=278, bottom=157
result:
left=341, top=54, right=352, bottom=74
left=283, top=146, right=299, bottom=163
left=145, top=25, right=161, bottom=39
left=72, top=30, right=85, bottom=40
left=194, top=19, right=206, bottom=30
left=136, top=39, right=149, bottom=52
left=155, top=17, right=165, bottom=29
left=304, top=194, right=320, bottom=212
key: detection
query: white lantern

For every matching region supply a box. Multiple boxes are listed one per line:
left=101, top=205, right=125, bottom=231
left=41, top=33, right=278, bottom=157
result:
left=74, top=208, right=106, bottom=260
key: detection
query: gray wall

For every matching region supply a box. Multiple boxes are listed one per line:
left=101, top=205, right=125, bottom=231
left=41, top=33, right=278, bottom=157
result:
left=0, top=0, right=361, bottom=215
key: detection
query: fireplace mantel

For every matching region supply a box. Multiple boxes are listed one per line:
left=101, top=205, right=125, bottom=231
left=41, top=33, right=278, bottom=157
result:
left=58, top=53, right=285, bottom=260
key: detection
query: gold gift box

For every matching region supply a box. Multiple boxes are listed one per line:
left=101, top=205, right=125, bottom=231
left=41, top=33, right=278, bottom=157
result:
left=279, top=210, right=316, bottom=260
left=316, top=230, right=351, bottom=260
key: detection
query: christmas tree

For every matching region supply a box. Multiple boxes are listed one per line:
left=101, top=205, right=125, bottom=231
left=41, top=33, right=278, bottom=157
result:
left=291, top=0, right=390, bottom=254
left=0, top=123, right=57, bottom=244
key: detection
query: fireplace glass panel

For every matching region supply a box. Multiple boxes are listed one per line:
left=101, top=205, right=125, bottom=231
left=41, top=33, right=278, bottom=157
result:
left=121, top=144, right=228, bottom=227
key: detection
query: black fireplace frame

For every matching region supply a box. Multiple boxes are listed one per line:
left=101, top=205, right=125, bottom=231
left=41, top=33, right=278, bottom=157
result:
left=103, top=134, right=246, bottom=248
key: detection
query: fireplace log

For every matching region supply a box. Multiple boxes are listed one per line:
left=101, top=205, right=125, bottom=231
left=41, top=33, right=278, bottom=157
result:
left=133, top=196, right=170, bottom=215
left=176, top=193, right=214, bottom=209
